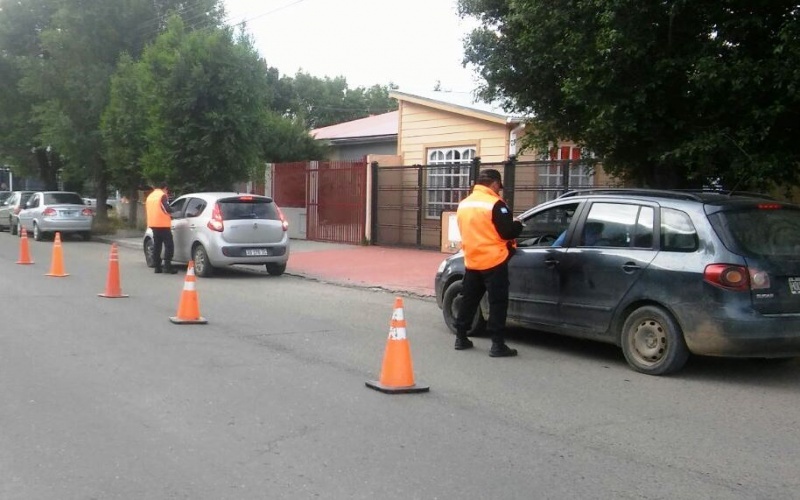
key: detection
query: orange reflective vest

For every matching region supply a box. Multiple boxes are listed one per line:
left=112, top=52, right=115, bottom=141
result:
left=145, top=189, right=171, bottom=228
left=457, top=184, right=510, bottom=270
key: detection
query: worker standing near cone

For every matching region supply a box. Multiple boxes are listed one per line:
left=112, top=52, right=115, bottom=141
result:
left=145, top=181, right=177, bottom=274
left=454, top=169, right=523, bottom=357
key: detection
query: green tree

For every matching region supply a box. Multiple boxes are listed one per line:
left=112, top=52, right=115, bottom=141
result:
left=277, top=71, right=398, bottom=129
left=459, top=1, right=800, bottom=189
left=130, top=18, right=287, bottom=192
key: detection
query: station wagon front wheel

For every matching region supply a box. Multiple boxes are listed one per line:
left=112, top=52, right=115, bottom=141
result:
left=442, top=280, right=486, bottom=336
left=621, top=305, right=689, bottom=375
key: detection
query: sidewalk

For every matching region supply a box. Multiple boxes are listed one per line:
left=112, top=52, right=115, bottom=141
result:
left=99, top=233, right=448, bottom=298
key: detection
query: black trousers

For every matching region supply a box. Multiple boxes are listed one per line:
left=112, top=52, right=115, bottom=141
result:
left=454, top=262, right=510, bottom=344
left=151, top=227, right=174, bottom=269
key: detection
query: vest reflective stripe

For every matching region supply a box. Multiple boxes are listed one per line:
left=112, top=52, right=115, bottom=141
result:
left=457, top=185, right=509, bottom=270
left=146, top=189, right=171, bottom=228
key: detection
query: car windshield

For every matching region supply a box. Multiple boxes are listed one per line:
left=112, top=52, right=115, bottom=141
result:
left=44, top=192, right=84, bottom=205
left=711, top=205, right=800, bottom=257
left=218, top=198, right=279, bottom=220
left=0, top=192, right=11, bottom=203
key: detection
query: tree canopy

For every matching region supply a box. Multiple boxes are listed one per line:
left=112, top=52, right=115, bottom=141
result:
left=459, top=0, right=800, bottom=189
left=0, top=0, right=396, bottom=225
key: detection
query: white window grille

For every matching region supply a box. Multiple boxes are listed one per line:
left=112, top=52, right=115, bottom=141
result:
left=537, top=145, right=594, bottom=202
left=426, top=146, right=476, bottom=218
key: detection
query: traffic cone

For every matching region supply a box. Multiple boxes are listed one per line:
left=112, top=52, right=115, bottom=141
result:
left=169, top=261, right=207, bottom=324
left=16, top=227, right=33, bottom=265
left=366, top=297, right=429, bottom=394
left=45, top=232, right=68, bottom=277
left=98, top=244, right=129, bottom=298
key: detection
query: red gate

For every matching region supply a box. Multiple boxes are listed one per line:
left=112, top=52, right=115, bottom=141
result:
left=306, top=161, right=367, bottom=244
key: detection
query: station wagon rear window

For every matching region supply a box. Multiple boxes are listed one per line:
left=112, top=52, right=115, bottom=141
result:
left=710, top=206, right=800, bottom=257
left=219, top=198, right=279, bottom=221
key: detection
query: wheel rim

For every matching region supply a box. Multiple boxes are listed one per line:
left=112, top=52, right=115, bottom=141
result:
left=194, top=248, right=206, bottom=273
left=33, top=224, right=39, bottom=239
left=630, top=319, right=668, bottom=364
left=145, top=241, right=154, bottom=266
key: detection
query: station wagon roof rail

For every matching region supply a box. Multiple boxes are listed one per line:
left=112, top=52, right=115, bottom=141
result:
left=557, top=188, right=774, bottom=201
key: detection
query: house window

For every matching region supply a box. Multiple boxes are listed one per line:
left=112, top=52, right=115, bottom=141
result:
left=426, top=146, right=476, bottom=218
left=537, top=145, right=594, bottom=202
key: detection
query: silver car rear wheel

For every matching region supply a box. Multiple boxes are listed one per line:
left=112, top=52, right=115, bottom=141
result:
left=10, top=218, right=16, bottom=235
left=33, top=222, right=43, bottom=241
left=192, top=244, right=214, bottom=277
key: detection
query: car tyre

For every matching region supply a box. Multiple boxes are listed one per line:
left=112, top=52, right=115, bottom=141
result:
left=621, top=305, right=689, bottom=375
left=193, top=244, right=215, bottom=277
left=33, top=222, right=44, bottom=241
left=266, top=262, right=286, bottom=276
left=10, top=218, right=17, bottom=235
left=16, top=221, right=23, bottom=237
left=143, top=237, right=155, bottom=268
left=442, top=280, right=486, bottom=336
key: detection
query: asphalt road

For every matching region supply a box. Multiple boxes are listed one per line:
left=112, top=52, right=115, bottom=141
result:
left=1, top=233, right=799, bottom=499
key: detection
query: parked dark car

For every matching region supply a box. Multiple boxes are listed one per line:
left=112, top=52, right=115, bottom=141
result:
left=435, top=189, right=800, bottom=375
left=0, top=190, right=35, bottom=234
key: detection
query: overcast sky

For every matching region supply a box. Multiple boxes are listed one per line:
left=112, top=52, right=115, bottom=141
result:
left=222, top=0, right=482, bottom=93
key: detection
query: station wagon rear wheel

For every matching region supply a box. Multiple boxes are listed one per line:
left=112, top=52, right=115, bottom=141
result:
left=621, top=305, right=689, bottom=375
left=193, top=244, right=214, bottom=277
left=442, top=280, right=486, bottom=336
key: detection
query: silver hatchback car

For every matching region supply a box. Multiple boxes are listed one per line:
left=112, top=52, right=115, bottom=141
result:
left=143, top=192, right=290, bottom=277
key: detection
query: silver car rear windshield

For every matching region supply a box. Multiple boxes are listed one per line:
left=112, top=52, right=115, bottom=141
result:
left=710, top=205, right=800, bottom=257
left=44, top=192, right=83, bottom=205
left=219, top=199, right=279, bottom=221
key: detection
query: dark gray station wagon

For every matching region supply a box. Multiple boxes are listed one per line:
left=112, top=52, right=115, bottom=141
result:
left=435, top=189, right=800, bottom=375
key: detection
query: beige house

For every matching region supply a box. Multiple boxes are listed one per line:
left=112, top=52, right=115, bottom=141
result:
left=362, top=90, right=607, bottom=248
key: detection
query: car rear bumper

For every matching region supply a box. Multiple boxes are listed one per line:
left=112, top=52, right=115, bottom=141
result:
left=212, top=245, right=289, bottom=266
left=682, top=312, right=800, bottom=357
left=40, top=218, right=93, bottom=232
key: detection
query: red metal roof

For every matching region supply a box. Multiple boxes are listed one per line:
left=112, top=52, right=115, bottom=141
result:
left=311, top=110, right=398, bottom=140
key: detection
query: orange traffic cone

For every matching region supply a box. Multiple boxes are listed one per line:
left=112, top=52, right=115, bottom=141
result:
left=169, top=261, right=207, bottom=324
left=16, top=227, right=33, bottom=265
left=98, top=244, right=129, bottom=298
left=45, top=232, right=68, bottom=277
left=366, top=297, right=429, bottom=394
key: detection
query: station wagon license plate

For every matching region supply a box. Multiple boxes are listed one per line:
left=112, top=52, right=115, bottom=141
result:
left=245, top=248, right=270, bottom=256
left=789, top=277, right=800, bottom=295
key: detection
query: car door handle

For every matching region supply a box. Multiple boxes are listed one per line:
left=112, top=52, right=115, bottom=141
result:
left=544, top=258, right=559, bottom=268
left=622, top=262, right=641, bottom=273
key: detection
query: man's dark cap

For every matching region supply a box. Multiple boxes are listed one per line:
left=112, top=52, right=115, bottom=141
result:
left=477, top=169, right=503, bottom=188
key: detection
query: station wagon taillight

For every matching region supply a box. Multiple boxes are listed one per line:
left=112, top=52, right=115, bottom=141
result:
left=207, top=202, right=224, bottom=232
left=704, top=264, right=770, bottom=291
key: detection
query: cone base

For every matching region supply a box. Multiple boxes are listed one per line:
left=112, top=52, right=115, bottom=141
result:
left=45, top=273, right=69, bottom=277
left=16, top=261, right=34, bottom=265
left=365, top=380, right=429, bottom=394
left=170, top=316, right=208, bottom=324
left=98, top=293, right=129, bottom=298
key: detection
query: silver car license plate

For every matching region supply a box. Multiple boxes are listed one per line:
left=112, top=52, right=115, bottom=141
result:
left=245, top=248, right=270, bottom=256
left=789, top=277, right=800, bottom=295
left=61, top=210, right=78, bottom=217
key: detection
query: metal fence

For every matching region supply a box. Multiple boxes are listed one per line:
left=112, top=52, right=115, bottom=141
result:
left=371, top=157, right=612, bottom=249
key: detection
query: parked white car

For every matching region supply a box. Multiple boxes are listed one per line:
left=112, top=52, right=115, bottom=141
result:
left=143, top=192, right=290, bottom=277
left=18, top=191, right=94, bottom=241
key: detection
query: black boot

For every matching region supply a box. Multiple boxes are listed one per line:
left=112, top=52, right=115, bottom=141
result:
left=489, top=343, right=517, bottom=357
left=164, top=261, right=178, bottom=274
left=454, top=335, right=474, bottom=350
